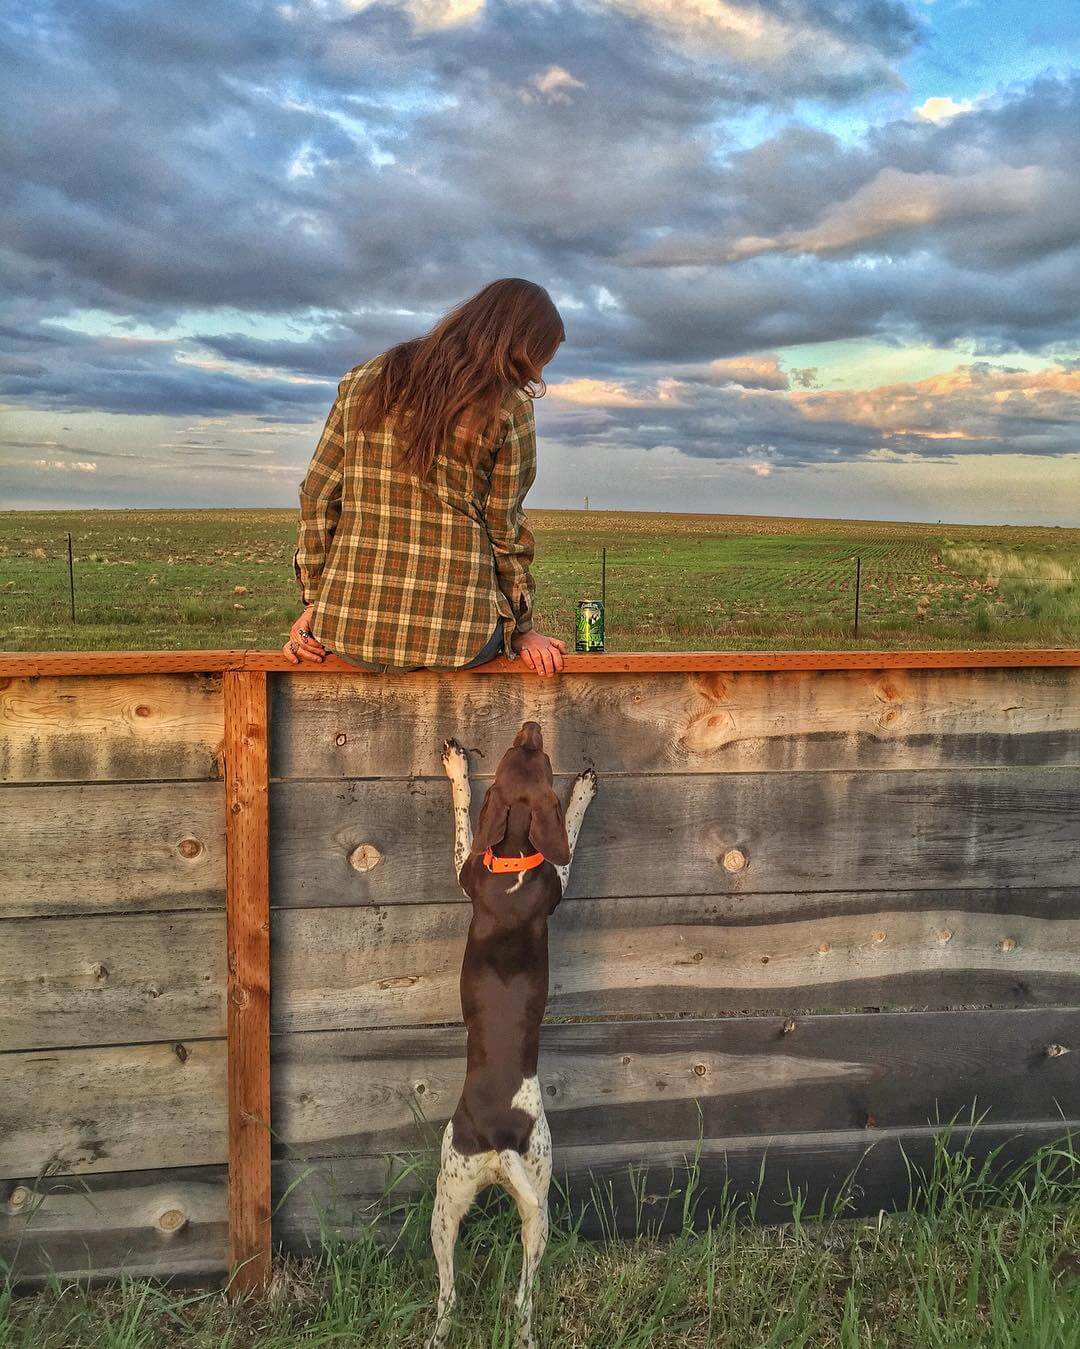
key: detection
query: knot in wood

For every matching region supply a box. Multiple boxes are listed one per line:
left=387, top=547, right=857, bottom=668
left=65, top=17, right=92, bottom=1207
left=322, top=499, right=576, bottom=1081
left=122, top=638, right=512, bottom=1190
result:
left=177, top=837, right=203, bottom=859
left=335, top=733, right=347, bottom=746
left=134, top=704, right=152, bottom=718
left=692, top=1063, right=707, bottom=1077
left=230, top=985, right=251, bottom=1009
left=376, top=975, right=417, bottom=990
left=91, top=962, right=108, bottom=981
left=782, top=1019, right=797, bottom=1036
left=158, top=1207, right=187, bottom=1233
left=173, top=1042, right=189, bottom=1063
left=817, top=942, right=832, bottom=956
left=7, top=1185, right=32, bottom=1212
left=349, top=843, right=382, bottom=873
left=936, top=929, right=953, bottom=944
left=722, top=848, right=748, bottom=873
left=1046, top=1043, right=1070, bottom=1058
left=1000, top=937, right=1017, bottom=952
left=871, top=931, right=887, bottom=944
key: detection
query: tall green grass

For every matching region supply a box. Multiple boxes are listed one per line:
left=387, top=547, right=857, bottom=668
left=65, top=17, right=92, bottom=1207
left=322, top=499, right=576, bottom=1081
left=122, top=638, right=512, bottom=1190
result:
left=3, top=1130, right=1079, bottom=1347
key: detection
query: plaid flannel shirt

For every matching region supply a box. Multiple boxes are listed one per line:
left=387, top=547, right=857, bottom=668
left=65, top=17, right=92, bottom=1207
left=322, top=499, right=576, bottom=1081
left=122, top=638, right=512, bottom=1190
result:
left=293, top=357, right=537, bottom=669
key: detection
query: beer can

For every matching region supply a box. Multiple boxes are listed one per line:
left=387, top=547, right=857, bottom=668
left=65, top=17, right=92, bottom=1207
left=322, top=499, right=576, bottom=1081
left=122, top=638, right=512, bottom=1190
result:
left=575, top=599, right=605, bottom=652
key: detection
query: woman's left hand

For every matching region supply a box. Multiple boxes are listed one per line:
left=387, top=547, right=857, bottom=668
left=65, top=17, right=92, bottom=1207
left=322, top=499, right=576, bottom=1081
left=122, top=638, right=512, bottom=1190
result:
left=512, top=629, right=566, bottom=677
left=283, top=605, right=326, bottom=664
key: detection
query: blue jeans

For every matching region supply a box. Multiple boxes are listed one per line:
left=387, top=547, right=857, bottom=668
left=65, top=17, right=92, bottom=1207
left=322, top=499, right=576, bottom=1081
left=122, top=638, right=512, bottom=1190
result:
left=323, top=621, right=505, bottom=673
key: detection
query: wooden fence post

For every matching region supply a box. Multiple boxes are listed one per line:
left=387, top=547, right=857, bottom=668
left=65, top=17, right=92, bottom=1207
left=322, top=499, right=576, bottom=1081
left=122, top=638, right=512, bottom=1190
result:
left=223, top=669, right=271, bottom=1294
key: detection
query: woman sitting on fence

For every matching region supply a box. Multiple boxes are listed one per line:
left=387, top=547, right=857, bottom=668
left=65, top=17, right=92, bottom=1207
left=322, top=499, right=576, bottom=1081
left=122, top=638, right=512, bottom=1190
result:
left=285, top=278, right=568, bottom=677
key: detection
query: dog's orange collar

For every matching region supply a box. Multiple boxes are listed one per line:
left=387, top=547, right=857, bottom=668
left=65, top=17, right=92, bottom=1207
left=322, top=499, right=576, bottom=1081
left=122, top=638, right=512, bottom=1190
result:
left=482, top=847, right=545, bottom=874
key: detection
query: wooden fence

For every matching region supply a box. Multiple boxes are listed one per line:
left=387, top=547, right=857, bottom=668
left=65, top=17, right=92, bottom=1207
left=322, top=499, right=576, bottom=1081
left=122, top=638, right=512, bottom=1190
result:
left=2, top=647, right=1079, bottom=1290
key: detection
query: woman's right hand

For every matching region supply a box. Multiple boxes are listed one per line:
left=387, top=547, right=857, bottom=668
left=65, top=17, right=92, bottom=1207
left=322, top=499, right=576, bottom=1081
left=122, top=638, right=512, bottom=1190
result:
left=512, top=629, right=566, bottom=676
left=283, top=605, right=326, bottom=664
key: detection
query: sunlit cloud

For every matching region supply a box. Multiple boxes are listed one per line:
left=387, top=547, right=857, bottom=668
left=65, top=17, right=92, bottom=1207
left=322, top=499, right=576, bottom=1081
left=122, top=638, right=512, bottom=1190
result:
left=915, top=95, right=978, bottom=123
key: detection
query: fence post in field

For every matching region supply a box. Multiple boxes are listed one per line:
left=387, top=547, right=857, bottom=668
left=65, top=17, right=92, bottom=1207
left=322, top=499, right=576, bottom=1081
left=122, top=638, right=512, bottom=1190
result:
left=67, top=532, right=75, bottom=623
left=223, top=669, right=272, bottom=1294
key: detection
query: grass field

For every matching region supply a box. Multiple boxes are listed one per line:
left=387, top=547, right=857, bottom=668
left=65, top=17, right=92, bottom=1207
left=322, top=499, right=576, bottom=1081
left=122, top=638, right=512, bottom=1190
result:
left=3, top=1131, right=1079, bottom=1348
left=1, top=509, right=1078, bottom=652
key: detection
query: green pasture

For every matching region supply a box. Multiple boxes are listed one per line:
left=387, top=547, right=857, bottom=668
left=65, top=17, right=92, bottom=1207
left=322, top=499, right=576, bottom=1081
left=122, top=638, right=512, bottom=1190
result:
left=1, top=508, right=1077, bottom=651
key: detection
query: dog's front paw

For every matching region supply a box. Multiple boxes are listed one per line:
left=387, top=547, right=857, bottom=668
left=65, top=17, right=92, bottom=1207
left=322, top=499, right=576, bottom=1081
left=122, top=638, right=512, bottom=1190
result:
left=573, top=766, right=598, bottom=801
left=442, top=738, right=468, bottom=777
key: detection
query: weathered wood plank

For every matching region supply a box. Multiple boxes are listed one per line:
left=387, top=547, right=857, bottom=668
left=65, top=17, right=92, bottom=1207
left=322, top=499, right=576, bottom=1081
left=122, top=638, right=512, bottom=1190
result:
left=274, top=1120, right=1079, bottom=1244
left=0, top=1040, right=227, bottom=1180
left=0, top=1166, right=226, bottom=1286
left=272, top=899, right=1080, bottom=1032
left=0, top=912, right=225, bottom=1052
left=4, top=649, right=1080, bottom=678
left=0, top=674, right=224, bottom=784
left=270, top=768, right=1079, bottom=907
left=272, top=667, right=1080, bottom=779
left=223, top=669, right=272, bottom=1294
left=0, top=781, right=225, bottom=918
left=270, top=1010, right=1080, bottom=1158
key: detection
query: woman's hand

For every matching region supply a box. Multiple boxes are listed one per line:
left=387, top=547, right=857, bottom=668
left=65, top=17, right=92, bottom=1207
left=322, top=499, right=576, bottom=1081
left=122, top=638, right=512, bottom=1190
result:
left=283, top=605, right=326, bottom=664
left=512, top=629, right=566, bottom=677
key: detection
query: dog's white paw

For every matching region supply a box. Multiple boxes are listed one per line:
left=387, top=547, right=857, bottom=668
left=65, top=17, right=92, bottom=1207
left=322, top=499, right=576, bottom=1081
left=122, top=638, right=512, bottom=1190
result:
left=572, top=767, right=598, bottom=801
left=442, top=738, right=468, bottom=777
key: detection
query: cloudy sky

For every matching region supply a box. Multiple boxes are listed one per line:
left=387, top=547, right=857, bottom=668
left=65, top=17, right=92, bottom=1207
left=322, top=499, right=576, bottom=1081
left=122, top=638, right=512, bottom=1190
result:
left=2, top=0, right=1078, bottom=523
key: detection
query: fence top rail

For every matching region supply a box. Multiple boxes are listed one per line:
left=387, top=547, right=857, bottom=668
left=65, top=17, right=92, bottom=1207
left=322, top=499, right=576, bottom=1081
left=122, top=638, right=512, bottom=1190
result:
left=1, top=648, right=1079, bottom=677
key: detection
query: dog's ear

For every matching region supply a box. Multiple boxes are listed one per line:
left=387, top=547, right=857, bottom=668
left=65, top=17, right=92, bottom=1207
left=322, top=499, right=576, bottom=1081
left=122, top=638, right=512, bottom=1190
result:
left=473, top=784, right=510, bottom=853
left=529, top=789, right=570, bottom=865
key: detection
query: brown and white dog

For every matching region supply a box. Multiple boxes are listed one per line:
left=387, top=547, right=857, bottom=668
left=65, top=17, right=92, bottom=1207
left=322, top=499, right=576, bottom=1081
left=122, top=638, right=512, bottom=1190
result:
left=429, top=722, right=597, bottom=1349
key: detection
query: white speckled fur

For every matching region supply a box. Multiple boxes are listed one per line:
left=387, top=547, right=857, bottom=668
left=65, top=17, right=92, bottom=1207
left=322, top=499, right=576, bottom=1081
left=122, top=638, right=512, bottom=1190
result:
left=555, top=768, right=597, bottom=891
left=442, top=739, right=472, bottom=895
left=429, top=1108, right=552, bottom=1349
left=511, top=1075, right=542, bottom=1119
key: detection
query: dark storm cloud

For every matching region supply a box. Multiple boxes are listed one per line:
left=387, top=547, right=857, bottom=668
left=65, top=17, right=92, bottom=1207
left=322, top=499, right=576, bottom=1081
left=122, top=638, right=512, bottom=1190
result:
left=1, top=0, right=1077, bottom=471
left=0, top=317, right=334, bottom=417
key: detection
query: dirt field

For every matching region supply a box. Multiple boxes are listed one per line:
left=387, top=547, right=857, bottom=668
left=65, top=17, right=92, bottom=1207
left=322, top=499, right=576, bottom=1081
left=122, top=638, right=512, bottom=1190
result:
left=1, top=508, right=1076, bottom=651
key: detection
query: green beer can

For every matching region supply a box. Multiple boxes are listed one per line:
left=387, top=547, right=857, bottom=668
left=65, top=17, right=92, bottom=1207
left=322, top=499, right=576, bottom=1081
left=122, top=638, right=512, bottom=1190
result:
left=575, top=599, right=605, bottom=652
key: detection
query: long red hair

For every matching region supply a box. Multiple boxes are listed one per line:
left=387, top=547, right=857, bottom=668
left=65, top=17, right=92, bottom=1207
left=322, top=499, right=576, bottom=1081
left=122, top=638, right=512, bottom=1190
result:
left=352, top=278, right=565, bottom=477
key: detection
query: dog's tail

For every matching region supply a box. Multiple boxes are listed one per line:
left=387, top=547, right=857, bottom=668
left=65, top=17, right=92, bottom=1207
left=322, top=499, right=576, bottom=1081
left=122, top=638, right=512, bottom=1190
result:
left=498, top=1149, right=541, bottom=1213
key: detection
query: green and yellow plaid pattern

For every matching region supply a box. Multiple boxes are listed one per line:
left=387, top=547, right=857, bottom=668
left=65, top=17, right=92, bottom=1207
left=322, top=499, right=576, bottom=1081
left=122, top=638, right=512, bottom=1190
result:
left=294, top=356, right=537, bottom=669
